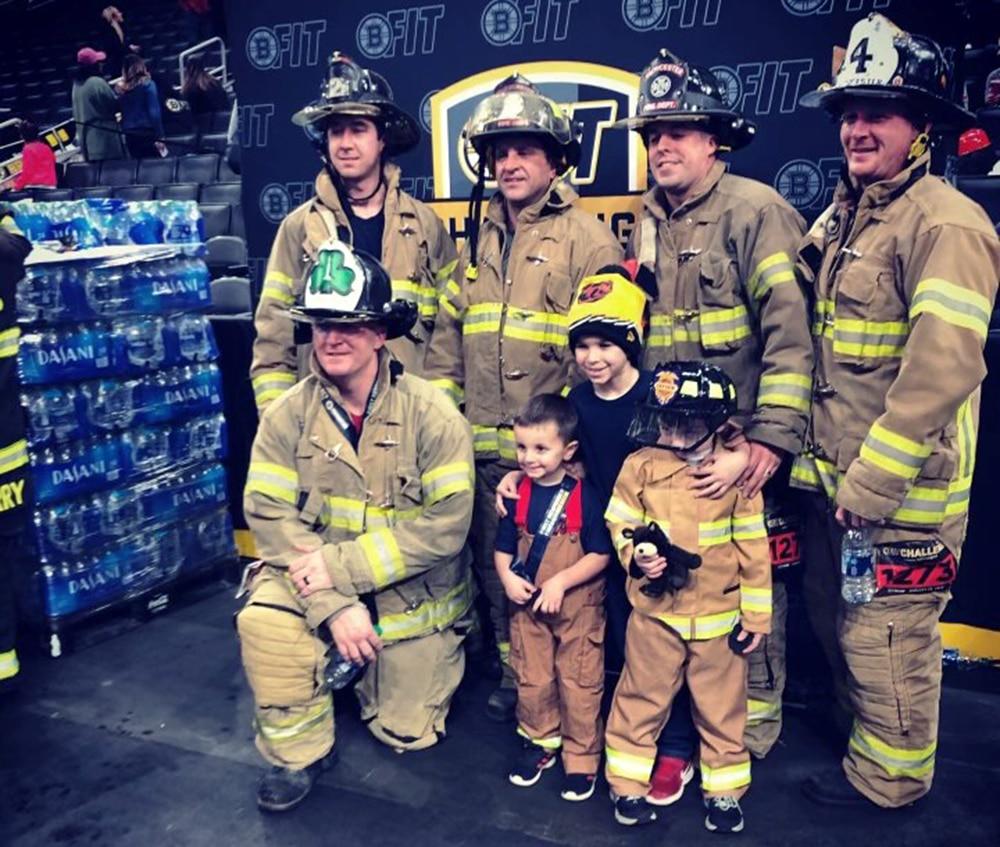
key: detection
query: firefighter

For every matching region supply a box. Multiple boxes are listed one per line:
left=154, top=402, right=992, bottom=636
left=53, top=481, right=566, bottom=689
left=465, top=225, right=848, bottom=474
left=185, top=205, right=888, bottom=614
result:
left=793, top=13, right=999, bottom=808
left=424, top=73, right=622, bottom=721
left=0, top=213, right=31, bottom=695
left=250, top=51, right=457, bottom=410
left=237, top=240, right=475, bottom=812
left=613, top=47, right=813, bottom=795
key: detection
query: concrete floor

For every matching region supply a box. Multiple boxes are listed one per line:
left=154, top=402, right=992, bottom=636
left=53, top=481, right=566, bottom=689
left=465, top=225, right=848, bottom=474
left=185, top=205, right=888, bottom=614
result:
left=2, top=583, right=999, bottom=847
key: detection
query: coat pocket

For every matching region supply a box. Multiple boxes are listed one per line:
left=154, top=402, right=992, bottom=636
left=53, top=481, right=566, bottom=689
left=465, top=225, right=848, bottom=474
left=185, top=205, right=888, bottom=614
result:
left=697, top=251, right=750, bottom=352
left=832, top=258, right=907, bottom=370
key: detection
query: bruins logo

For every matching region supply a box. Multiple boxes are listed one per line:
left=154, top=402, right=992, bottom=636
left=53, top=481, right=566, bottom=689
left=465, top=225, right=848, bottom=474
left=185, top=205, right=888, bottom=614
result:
left=653, top=370, right=679, bottom=405
left=578, top=280, right=613, bottom=303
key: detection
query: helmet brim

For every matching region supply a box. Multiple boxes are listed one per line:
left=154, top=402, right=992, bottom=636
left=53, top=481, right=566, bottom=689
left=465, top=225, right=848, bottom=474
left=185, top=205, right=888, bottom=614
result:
left=289, top=306, right=414, bottom=341
left=614, top=111, right=757, bottom=151
left=799, top=85, right=975, bottom=130
left=292, top=101, right=421, bottom=155
left=469, top=125, right=581, bottom=171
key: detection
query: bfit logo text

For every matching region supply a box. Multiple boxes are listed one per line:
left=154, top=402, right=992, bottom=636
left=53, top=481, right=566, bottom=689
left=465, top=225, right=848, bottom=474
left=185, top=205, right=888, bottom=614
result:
left=356, top=5, right=445, bottom=59
left=711, top=60, right=814, bottom=116
left=246, top=20, right=327, bottom=71
left=780, top=0, right=890, bottom=16
left=480, top=0, right=579, bottom=47
left=621, top=0, right=723, bottom=32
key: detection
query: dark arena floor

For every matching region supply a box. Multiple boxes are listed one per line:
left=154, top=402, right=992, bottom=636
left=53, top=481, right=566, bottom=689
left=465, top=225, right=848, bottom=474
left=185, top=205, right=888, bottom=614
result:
left=2, top=583, right=998, bottom=847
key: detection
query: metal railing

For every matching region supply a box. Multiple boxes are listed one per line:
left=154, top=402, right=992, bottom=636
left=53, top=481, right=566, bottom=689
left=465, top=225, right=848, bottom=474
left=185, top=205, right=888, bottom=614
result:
left=178, top=37, right=228, bottom=89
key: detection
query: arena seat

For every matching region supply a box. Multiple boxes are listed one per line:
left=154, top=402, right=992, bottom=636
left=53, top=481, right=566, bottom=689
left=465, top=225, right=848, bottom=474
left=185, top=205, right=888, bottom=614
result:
left=137, top=157, right=178, bottom=185
left=199, top=202, right=231, bottom=240
left=177, top=154, right=219, bottom=184
left=156, top=182, right=200, bottom=201
left=99, top=159, right=138, bottom=187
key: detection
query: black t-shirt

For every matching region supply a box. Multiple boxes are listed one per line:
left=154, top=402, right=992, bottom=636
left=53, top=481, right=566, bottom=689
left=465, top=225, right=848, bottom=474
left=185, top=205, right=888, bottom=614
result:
left=495, top=478, right=612, bottom=556
left=347, top=206, right=385, bottom=260
left=568, top=370, right=653, bottom=503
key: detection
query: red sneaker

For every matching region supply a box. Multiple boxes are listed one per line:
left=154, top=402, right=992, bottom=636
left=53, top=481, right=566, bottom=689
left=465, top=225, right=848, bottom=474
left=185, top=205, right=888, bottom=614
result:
left=647, top=756, right=694, bottom=806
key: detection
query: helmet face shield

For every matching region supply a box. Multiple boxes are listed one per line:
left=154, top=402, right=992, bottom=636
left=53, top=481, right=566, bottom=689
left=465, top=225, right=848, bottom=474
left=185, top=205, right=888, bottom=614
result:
left=626, top=407, right=714, bottom=453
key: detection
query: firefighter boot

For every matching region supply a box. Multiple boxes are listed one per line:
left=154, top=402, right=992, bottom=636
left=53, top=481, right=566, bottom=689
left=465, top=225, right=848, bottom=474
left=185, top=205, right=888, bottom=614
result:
left=256, top=749, right=337, bottom=812
left=802, top=765, right=876, bottom=808
left=486, top=686, right=517, bottom=722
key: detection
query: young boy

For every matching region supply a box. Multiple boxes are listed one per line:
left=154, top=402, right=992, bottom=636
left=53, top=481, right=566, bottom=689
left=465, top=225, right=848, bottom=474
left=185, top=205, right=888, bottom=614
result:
left=494, top=394, right=612, bottom=802
left=604, top=362, right=771, bottom=834
left=498, top=266, right=748, bottom=805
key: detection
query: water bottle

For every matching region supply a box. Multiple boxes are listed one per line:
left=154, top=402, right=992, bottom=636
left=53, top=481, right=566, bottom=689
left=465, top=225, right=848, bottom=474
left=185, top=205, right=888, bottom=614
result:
left=175, top=315, right=214, bottom=362
left=121, top=316, right=166, bottom=370
left=83, top=378, right=137, bottom=430
left=323, top=625, right=384, bottom=691
left=841, top=526, right=876, bottom=605
left=18, top=265, right=65, bottom=322
left=129, top=201, right=164, bottom=244
left=162, top=201, right=202, bottom=244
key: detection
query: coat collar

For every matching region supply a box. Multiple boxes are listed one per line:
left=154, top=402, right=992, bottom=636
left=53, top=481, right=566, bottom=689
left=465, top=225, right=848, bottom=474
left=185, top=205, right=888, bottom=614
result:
left=834, top=152, right=930, bottom=213
left=642, top=158, right=726, bottom=222
left=484, top=178, right=577, bottom=230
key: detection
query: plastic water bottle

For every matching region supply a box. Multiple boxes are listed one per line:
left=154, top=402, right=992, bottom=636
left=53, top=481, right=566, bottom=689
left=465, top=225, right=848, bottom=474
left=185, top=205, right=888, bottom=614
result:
left=83, top=378, right=137, bottom=430
left=841, top=527, right=876, bottom=605
left=323, top=625, right=384, bottom=691
left=122, top=317, right=166, bottom=370
left=162, top=201, right=202, bottom=244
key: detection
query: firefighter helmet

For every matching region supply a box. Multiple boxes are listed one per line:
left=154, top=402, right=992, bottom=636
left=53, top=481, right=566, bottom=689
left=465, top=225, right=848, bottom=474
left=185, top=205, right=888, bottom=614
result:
left=627, top=361, right=737, bottom=451
left=290, top=239, right=416, bottom=340
left=800, top=14, right=974, bottom=129
left=462, top=73, right=582, bottom=173
left=614, top=48, right=757, bottom=151
left=292, top=51, right=420, bottom=155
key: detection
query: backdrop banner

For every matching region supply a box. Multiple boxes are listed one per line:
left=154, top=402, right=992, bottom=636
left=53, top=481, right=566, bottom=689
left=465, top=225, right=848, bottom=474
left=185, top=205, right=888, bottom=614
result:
left=227, top=0, right=955, bottom=281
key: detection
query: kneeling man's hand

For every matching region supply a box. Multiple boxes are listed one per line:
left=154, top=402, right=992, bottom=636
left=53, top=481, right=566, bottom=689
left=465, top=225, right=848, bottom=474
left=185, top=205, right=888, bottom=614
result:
left=329, top=605, right=383, bottom=664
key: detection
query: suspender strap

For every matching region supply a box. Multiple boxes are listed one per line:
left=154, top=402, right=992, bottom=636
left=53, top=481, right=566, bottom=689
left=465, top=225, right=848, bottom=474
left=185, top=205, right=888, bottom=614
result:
left=520, top=476, right=579, bottom=580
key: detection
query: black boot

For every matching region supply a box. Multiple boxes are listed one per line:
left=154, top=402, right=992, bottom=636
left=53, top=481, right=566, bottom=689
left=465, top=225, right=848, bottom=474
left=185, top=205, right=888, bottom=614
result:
left=486, top=686, right=517, bottom=722
left=802, top=766, right=876, bottom=807
left=256, top=750, right=337, bottom=812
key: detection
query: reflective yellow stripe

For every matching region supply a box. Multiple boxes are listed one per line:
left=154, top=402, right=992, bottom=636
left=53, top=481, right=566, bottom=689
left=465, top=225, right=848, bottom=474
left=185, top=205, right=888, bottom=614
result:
left=245, top=461, right=299, bottom=504
left=261, top=271, right=296, bottom=305
left=860, top=421, right=932, bottom=481
left=700, top=305, right=752, bottom=347
left=257, top=700, right=332, bottom=741
left=430, top=378, right=464, bottom=406
left=435, top=258, right=459, bottom=284
left=251, top=370, right=296, bottom=406
left=647, top=311, right=701, bottom=348
left=463, top=303, right=502, bottom=335
left=812, top=298, right=834, bottom=337
left=357, top=527, right=405, bottom=588
left=497, top=427, right=517, bottom=460
left=504, top=308, right=568, bottom=346
left=757, top=372, right=811, bottom=413
left=748, top=251, right=795, bottom=300
left=789, top=454, right=823, bottom=492
left=0, top=649, right=19, bottom=681
left=1, top=215, right=23, bottom=236
left=699, top=517, right=732, bottom=547
left=910, top=278, right=991, bottom=340
left=657, top=609, right=740, bottom=640
left=364, top=503, right=423, bottom=529
left=740, top=585, right=772, bottom=615
left=605, top=745, right=655, bottom=782
left=747, top=697, right=781, bottom=723
left=833, top=318, right=908, bottom=358
left=849, top=721, right=936, bottom=779
left=422, top=461, right=473, bottom=505
left=472, top=425, right=498, bottom=456
left=732, top=514, right=767, bottom=541
left=377, top=575, right=474, bottom=641
left=391, top=278, right=420, bottom=301
left=517, top=726, right=562, bottom=749
left=440, top=293, right=460, bottom=320
left=0, top=439, right=27, bottom=475
left=0, top=327, right=19, bottom=359
left=605, top=495, right=645, bottom=525
left=701, top=760, right=751, bottom=792
left=320, top=496, right=366, bottom=532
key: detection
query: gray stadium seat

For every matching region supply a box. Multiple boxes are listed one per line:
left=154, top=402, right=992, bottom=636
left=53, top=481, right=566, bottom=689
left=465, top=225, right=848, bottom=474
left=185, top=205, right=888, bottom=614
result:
left=73, top=186, right=112, bottom=199
left=199, top=182, right=241, bottom=205
left=113, top=184, right=155, bottom=201
left=137, top=157, right=177, bottom=185
left=31, top=188, right=74, bottom=201
left=65, top=162, right=98, bottom=188
left=99, top=159, right=138, bottom=187
left=205, top=235, right=248, bottom=279
left=165, top=134, right=198, bottom=156
left=178, top=154, right=219, bottom=184
left=199, top=133, right=228, bottom=154
left=199, top=203, right=231, bottom=239
left=156, top=182, right=200, bottom=201
left=209, top=276, right=252, bottom=314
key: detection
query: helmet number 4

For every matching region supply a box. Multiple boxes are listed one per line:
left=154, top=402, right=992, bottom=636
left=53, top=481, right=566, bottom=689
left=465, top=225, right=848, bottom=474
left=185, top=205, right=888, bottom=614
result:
left=850, top=37, right=874, bottom=74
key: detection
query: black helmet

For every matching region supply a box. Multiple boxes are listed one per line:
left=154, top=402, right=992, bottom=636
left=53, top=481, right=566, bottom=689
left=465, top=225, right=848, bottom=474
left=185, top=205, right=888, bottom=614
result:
left=290, top=239, right=417, bottom=340
left=628, top=361, right=737, bottom=451
left=292, top=51, right=420, bottom=156
left=463, top=73, right=582, bottom=173
left=614, top=48, right=757, bottom=151
left=800, top=14, right=974, bottom=130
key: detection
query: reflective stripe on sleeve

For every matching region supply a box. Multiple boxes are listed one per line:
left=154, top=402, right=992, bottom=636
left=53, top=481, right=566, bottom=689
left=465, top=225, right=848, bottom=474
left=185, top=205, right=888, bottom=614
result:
left=698, top=517, right=732, bottom=547
left=0, top=327, right=20, bottom=359
left=740, top=585, right=772, bottom=615
left=732, top=514, right=767, bottom=541
left=421, top=461, right=473, bottom=505
left=747, top=251, right=795, bottom=300
left=859, top=421, right=932, bottom=481
left=910, top=278, right=991, bottom=340
left=261, top=271, right=296, bottom=305
left=0, top=439, right=28, bottom=475
left=605, top=496, right=645, bottom=525
left=357, top=527, right=406, bottom=588
left=430, top=378, right=464, bottom=407
left=245, top=461, right=299, bottom=504
left=251, top=371, right=297, bottom=407
left=756, top=372, right=812, bottom=413
left=0, top=649, right=19, bottom=681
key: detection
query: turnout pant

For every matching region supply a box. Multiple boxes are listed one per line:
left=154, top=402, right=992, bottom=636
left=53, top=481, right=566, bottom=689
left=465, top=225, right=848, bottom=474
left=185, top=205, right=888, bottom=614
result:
left=237, top=571, right=466, bottom=769
left=471, top=458, right=517, bottom=686
left=605, top=613, right=751, bottom=799
left=803, top=495, right=949, bottom=807
left=744, top=581, right=788, bottom=757
left=509, top=583, right=605, bottom=774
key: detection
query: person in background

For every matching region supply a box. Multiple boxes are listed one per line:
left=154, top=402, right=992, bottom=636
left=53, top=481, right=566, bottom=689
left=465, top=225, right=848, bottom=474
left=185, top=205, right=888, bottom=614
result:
left=9, top=121, right=57, bottom=190
left=0, top=212, right=32, bottom=696
left=116, top=54, right=165, bottom=159
left=100, top=6, right=139, bottom=72
left=180, top=54, right=227, bottom=117
left=72, top=47, right=126, bottom=163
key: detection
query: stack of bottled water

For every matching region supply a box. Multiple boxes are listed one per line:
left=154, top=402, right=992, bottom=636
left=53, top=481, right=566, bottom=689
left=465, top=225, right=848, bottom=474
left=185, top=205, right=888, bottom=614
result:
left=14, top=201, right=236, bottom=625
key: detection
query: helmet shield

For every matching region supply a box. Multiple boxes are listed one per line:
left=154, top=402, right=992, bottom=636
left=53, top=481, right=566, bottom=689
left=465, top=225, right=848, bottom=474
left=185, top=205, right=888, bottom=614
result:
left=799, top=14, right=974, bottom=129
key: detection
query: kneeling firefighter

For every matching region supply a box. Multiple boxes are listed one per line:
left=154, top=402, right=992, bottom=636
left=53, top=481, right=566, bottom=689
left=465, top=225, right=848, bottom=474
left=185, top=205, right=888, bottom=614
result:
left=237, top=240, right=475, bottom=812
